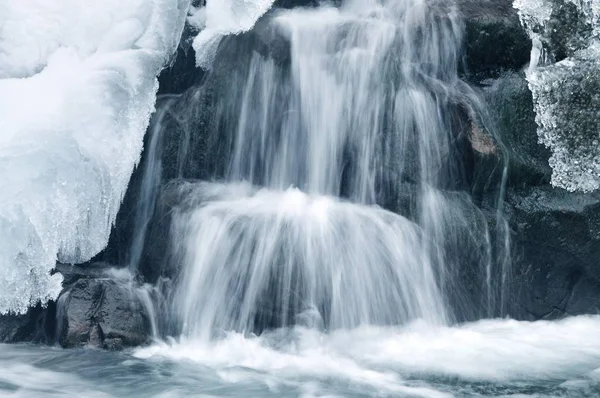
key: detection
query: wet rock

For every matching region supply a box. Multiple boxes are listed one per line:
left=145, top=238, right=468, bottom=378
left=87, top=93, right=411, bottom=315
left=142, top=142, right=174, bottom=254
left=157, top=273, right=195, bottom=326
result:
left=505, top=186, right=600, bottom=319
left=460, top=0, right=531, bottom=81
left=56, top=268, right=151, bottom=349
left=157, top=25, right=203, bottom=96
left=0, top=303, right=55, bottom=344
left=482, top=72, right=552, bottom=187
left=275, top=0, right=319, bottom=8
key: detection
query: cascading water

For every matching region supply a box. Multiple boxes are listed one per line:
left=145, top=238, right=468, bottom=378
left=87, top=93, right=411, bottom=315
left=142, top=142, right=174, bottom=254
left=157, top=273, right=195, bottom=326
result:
left=5, top=0, right=600, bottom=397
left=172, top=182, right=444, bottom=338
left=165, top=0, right=507, bottom=340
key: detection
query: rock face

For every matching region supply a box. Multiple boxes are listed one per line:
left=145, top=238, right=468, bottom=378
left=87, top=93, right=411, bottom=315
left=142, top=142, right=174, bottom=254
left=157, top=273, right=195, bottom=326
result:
left=483, top=72, right=552, bottom=186
left=506, top=187, right=600, bottom=319
left=460, top=0, right=531, bottom=81
left=55, top=266, right=152, bottom=350
left=0, top=303, right=55, bottom=344
left=114, top=0, right=600, bottom=323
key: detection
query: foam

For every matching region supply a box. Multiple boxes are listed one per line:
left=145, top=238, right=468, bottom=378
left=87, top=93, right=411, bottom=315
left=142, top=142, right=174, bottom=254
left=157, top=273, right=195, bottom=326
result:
left=135, top=316, right=600, bottom=396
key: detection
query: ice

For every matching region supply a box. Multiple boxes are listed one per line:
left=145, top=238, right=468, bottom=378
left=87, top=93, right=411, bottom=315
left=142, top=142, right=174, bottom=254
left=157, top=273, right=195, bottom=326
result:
left=515, top=0, right=600, bottom=192
left=135, top=316, right=600, bottom=395
left=190, top=0, right=276, bottom=69
left=0, top=0, right=190, bottom=314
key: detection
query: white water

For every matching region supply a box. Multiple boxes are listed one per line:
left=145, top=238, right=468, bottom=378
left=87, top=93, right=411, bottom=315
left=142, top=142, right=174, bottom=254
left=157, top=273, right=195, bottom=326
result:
left=0, top=318, right=596, bottom=397
left=171, top=182, right=445, bottom=339
left=0, top=0, right=190, bottom=314
left=0, top=0, right=599, bottom=397
left=131, top=316, right=600, bottom=397
left=169, top=0, right=507, bottom=341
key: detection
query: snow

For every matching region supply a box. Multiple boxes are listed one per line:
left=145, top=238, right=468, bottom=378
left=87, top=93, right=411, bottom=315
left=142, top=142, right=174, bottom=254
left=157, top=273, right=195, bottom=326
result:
left=514, top=0, right=600, bottom=192
left=190, top=0, right=276, bottom=69
left=0, top=0, right=190, bottom=314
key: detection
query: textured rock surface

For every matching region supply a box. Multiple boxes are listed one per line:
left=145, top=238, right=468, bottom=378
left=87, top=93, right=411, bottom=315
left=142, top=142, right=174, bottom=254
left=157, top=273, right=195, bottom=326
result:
left=483, top=72, right=552, bottom=186
left=56, top=267, right=151, bottom=349
left=460, top=0, right=531, bottom=81
left=0, top=303, right=55, bottom=344
left=505, top=186, right=600, bottom=319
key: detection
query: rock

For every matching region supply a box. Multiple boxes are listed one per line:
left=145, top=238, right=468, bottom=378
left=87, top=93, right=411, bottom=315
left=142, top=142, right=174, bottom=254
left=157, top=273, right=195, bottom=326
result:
left=505, top=186, right=600, bottom=319
left=158, top=23, right=205, bottom=96
left=56, top=268, right=152, bottom=349
left=275, top=0, right=320, bottom=8
left=459, top=0, right=531, bottom=81
left=0, top=303, right=55, bottom=344
left=482, top=72, right=552, bottom=187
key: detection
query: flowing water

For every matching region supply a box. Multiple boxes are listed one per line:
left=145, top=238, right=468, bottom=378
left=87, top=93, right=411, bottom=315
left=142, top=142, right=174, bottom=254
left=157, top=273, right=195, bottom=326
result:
left=3, top=316, right=600, bottom=397
left=2, top=0, right=599, bottom=397
left=163, top=0, right=508, bottom=340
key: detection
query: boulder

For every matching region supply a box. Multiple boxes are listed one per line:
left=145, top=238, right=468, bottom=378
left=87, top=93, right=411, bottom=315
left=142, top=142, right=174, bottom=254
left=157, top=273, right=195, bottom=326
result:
left=505, top=186, right=600, bottom=319
left=56, top=265, right=152, bottom=349
left=459, top=0, right=531, bottom=81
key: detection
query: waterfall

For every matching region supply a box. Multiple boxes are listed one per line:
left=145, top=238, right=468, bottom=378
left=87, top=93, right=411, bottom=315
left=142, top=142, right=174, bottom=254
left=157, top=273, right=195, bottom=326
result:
left=155, top=0, right=509, bottom=340
left=171, top=182, right=445, bottom=338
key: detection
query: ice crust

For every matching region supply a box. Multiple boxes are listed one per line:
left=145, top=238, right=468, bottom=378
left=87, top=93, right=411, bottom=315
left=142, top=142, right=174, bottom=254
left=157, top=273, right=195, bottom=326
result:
left=515, top=0, right=600, bottom=192
left=190, top=0, right=276, bottom=69
left=0, top=0, right=190, bottom=314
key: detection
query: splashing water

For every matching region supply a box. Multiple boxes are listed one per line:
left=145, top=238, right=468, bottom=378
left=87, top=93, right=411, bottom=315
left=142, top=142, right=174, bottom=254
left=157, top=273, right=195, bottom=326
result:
left=171, top=182, right=446, bottom=339
left=162, top=0, right=509, bottom=342
left=5, top=316, right=600, bottom=397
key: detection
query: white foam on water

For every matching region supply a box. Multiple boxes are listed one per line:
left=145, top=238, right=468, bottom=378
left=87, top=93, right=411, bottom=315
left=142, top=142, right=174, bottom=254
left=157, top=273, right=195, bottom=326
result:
left=134, top=316, right=600, bottom=396
left=0, top=0, right=190, bottom=314
left=191, top=0, right=276, bottom=69
left=169, top=182, right=446, bottom=340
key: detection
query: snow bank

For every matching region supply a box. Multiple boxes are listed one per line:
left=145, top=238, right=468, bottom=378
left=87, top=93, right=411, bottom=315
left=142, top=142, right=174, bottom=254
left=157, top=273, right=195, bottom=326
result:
left=190, top=0, right=276, bottom=69
left=0, top=0, right=190, bottom=314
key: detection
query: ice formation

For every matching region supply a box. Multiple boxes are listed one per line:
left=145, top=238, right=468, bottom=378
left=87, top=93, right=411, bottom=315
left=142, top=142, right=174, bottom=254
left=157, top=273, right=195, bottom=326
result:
left=190, top=0, right=276, bottom=69
left=0, top=0, right=190, bottom=314
left=514, top=0, right=600, bottom=192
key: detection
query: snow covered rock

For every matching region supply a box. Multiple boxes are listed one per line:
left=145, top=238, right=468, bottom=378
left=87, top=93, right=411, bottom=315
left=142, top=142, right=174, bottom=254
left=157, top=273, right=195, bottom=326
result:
left=0, top=0, right=190, bottom=314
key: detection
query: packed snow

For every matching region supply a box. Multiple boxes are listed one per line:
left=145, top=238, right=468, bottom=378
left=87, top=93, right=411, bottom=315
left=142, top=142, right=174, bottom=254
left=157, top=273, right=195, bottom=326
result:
left=0, top=0, right=190, bottom=314
left=189, top=0, right=276, bottom=69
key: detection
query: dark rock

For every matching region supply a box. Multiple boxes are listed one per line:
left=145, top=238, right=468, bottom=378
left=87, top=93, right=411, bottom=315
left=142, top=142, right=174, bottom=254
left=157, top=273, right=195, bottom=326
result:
left=482, top=72, right=552, bottom=187
left=56, top=271, right=151, bottom=349
left=0, top=302, right=56, bottom=344
left=459, top=0, right=531, bottom=81
left=158, top=28, right=203, bottom=96
left=505, top=186, right=600, bottom=319
left=274, top=0, right=319, bottom=8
